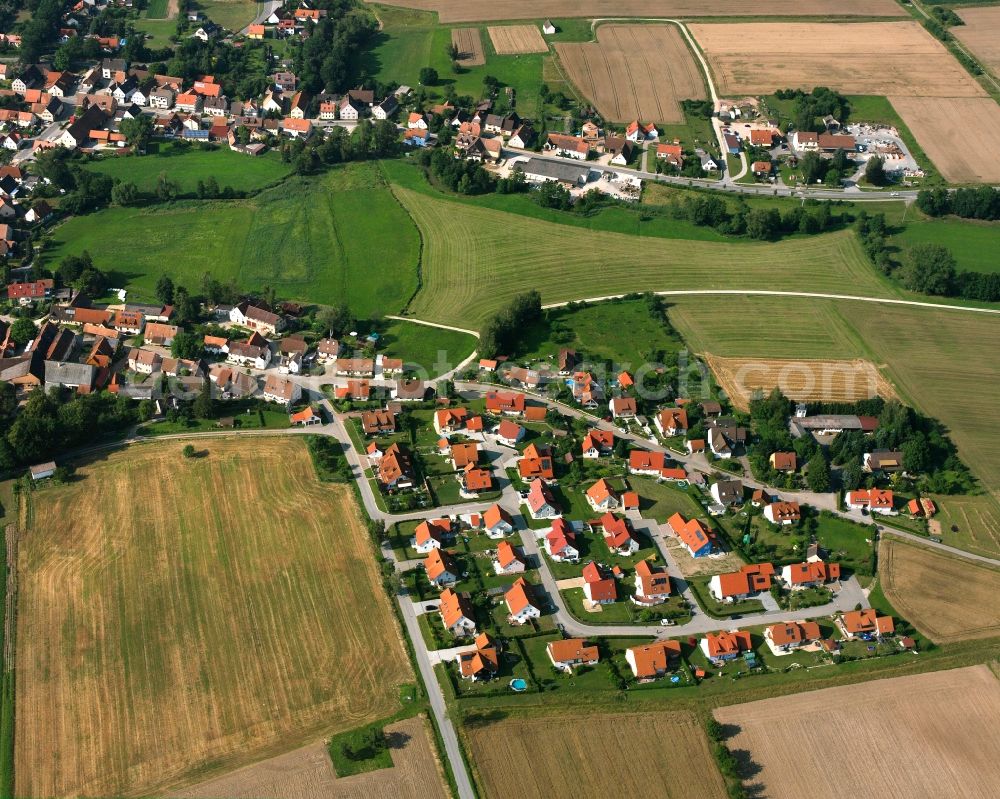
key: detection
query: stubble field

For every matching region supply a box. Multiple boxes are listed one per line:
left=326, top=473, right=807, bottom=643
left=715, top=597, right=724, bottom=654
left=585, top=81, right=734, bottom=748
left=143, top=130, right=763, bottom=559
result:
left=954, top=6, right=1000, bottom=75
left=464, top=711, right=727, bottom=798
left=704, top=355, right=896, bottom=411
left=889, top=97, right=1000, bottom=183
left=452, top=27, right=485, bottom=65
left=879, top=536, right=1000, bottom=643
left=928, top=494, right=1000, bottom=559
left=715, top=665, right=1000, bottom=799
left=555, top=24, right=705, bottom=123
left=172, top=717, right=448, bottom=799
left=363, top=0, right=905, bottom=23
left=689, top=21, right=986, bottom=98
left=15, top=438, right=411, bottom=797
left=486, top=24, right=547, bottom=54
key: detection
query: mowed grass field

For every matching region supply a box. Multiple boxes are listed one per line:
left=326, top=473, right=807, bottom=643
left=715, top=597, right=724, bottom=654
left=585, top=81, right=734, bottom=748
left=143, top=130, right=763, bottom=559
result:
left=555, top=24, right=705, bottom=123
left=43, top=162, right=419, bottom=316
left=195, top=0, right=259, bottom=31
left=15, top=437, right=411, bottom=798
left=894, top=214, right=1000, bottom=275
left=363, top=0, right=905, bottom=23
left=929, top=494, right=1000, bottom=558
left=464, top=711, right=727, bottom=798
left=715, top=665, right=1000, bottom=799
left=85, top=146, right=292, bottom=195
left=396, top=186, right=898, bottom=325
left=669, top=295, right=1000, bottom=549
left=879, top=536, right=1000, bottom=643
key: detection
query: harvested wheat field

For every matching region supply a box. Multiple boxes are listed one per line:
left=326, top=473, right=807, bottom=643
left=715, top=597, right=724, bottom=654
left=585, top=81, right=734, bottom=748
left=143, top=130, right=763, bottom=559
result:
left=716, top=666, right=1000, bottom=799
left=364, top=0, right=905, bottom=24
left=465, top=711, right=727, bottom=798
left=954, top=7, right=1000, bottom=76
left=928, top=494, right=1000, bottom=560
left=487, top=24, right=546, bottom=55
left=556, top=25, right=704, bottom=123
left=704, top=354, right=896, bottom=412
left=879, top=536, right=1000, bottom=643
left=690, top=21, right=986, bottom=98
left=890, top=97, right=1000, bottom=183
left=172, top=717, right=448, bottom=799
left=452, top=27, right=485, bottom=66
left=16, top=437, right=411, bottom=798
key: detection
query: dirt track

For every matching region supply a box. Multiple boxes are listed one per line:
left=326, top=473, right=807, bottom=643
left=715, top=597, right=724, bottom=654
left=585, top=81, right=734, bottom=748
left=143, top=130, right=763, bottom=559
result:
left=716, top=665, right=1000, bottom=799
left=171, top=717, right=448, bottom=799
left=556, top=25, right=704, bottom=123
left=364, top=0, right=905, bottom=23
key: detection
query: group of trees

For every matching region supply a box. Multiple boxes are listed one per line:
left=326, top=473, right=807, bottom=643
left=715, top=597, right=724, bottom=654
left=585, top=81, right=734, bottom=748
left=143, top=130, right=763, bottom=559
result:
left=55, top=252, right=110, bottom=298
left=668, top=193, right=842, bottom=240
left=419, top=148, right=495, bottom=195
left=478, top=291, right=542, bottom=358
left=775, top=87, right=850, bottom=134
left=747, top=389, right=828, bottom=491
left=292, top=0, right=379, bottom=95
left=917, top=186, right=1000, bottom=221
left=796, top=148, right=857, bottom=188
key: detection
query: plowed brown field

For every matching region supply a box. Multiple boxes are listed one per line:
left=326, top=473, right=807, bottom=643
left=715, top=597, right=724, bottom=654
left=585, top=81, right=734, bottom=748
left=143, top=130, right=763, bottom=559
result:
left=879, top=536, right=1000, bottom=644
left=452, top=27, right=485, bottom=65
left=171, top=717, right=448, bottom=799
left=556, top=24, right=705, bottom=123
left=363, top=0, right=906, bottom=24
left=465, top=711, right=727, bottom=798
left=715, top=666, right=1000, bottom=799
left=704, top=354, right=896, bottom=411
left=487, top=24, right=546, bottom=54
left=689, top=21, right=986, bottom=97
left=15, top=437, right=411, bottom=798
left=954, top=7, right=1000, bottom=75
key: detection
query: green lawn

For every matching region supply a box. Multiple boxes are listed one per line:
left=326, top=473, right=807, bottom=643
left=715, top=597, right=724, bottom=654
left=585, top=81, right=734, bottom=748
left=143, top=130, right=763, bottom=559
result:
left=42, top=162, right=420, bottom=317
left=134, top=16, right=177, bottom=45
left=893, top=215, right=1000, bottom=275
left=196, top=0, right=261, bottom=31
left=373, top=318, right=477, bottom=375
left=513, top=298, right=684, bottom=371
left=812, top=512, right=877, bottom=583
left=84, top=144, right=292, bottom=195
left=630, top=477, right=704, bottom=524
left=137, top=406, right=290, bottom=436
left=144, top=0, right=169, bottom=18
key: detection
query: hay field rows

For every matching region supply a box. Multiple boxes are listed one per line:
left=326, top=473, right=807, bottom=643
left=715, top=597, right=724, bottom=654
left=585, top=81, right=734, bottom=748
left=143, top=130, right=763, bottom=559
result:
left=954, top=7, right=1000, bottom=75
left=667, top=295, right=1000, bottom=549
left=452, top=27, right=485, bottom=65
left=704, top=355, right=896, bottom=412
left=929, top=494, right=1000, bottom=559
left=689, top=21, right=986, bottom=98
left=16, top=438, right=411, bottom=798
left=397, top=188, right=896, bottom=325
left=172, top=717, right=448, bottom=799
left=363, top=0, right=905, bottom=23
left=889, top=97, right=1000, bottom=183
left=464, top=711, right=727, bottom=798
left=487, top=24, right=547, bottom=55
left=555, top=25, right=704, bottom=123
left=715, top=665, right=1000, bottom=799
left=879, top=537, right=1000, bottom=644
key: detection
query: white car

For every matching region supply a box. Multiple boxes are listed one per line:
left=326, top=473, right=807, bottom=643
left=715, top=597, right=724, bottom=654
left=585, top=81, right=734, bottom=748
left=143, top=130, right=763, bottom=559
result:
left=660, top=618, right=675, bottom=626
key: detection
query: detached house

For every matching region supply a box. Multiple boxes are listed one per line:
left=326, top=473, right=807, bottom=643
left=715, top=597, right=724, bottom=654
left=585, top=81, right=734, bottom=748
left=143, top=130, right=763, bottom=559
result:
left=633, top=559, right=671, bottom=606
left=586, top=479, right=619, bottom=512
left=414, top=518, right=451, bottom=553
left=230, top=302, right=284, bottom=335
left=610, top=397, right=637, bottom=420
left=626, top=640, right=681, bottom=681
left=763, top=501, right=801, bottom=525
left=493, top=540, right=525, bottom=575
left=701, top=630, right=752, bottom=664
left=485, top=390, right=525, bottom=416
left=545, top=518, right=578, bottom=562
left=710, top=479, right=744, bottom=507
left=668, top=512, right=715, bottom=558
left=526, top=478, right=560, bottom=519
left=581, top=429, right=614, bottom=459
left=439, top=588, right=477, bottom=637
left=262, top=373, right=301, bottom=407
left=377, top=443, right=414, bottom=490
left=781, top=560, right=841, bottom=589
left=596, top=513, right=639, bottom=555
left=655, top=408, right=688, bottom=437
left=547, top=638, right=599, bottom=672
left=456, top=632, right=499, bottom=680
left=518, top=443, right=555, bottom=481
left=483, top=503, right=514, bottom=538
left=765, top=621, right=822, bottom=653
left=582, top=561, right=617, bottom=605
left=544, top=132, right=590, bottom=159
left=840, top=609, right=894, bottom=640
left=424, top=548, right=459, bottom=588
left=846, top=488, right=895, bottom=515
left=505, top=577, right=541, bottom=625
left=709, top=563, right=776, bottom=602
left=361, top=408, right=396, bottom=436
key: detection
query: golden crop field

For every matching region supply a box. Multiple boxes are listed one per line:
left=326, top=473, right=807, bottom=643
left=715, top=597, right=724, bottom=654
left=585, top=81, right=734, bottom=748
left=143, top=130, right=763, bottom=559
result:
left=172, top=717, right=448, bottom=799
left=668, top=295, right=1000, bottom=552
left=689, top=21, right=986, bottom=98
left=397, top=188, right=896, bottom=325
left=363, top=0, right=905, bottom=23
left=464, top=711, right=727, bottom=798
left=555, top=25, right=705, bottom=123
left=954, top=7, right=1000, bottom=75
left=15, top=438, right=411, bottom=798
left=879, top=536, right=1000, bottom=643
left=889, top=97, right=1000, bottom=183
left=715, top=665, right=1000, bottom=799
left=704, top=354, right=896, bottom=412
left=487, top=24, right=547, bottom=55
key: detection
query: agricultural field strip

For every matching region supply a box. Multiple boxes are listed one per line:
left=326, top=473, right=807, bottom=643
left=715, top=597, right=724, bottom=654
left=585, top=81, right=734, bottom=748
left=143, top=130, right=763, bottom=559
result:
left=15, top=439, right=411, bottom=798
left=688, top=21, right=987, bottom=98
left=954, top=6, right=1000, bottom=76
left=486, top=25, right=547, bottom=55
left=362, top=0, right=906, bottom=24
left=397, top=187, right=900, bottom=326
left=554, top=25, right=705, bottom=123
left=715, top=666, right=1000, bottom=799
left=452, top=28, right=485, bottom=65
left=880, top=537, right=1000, bottom=644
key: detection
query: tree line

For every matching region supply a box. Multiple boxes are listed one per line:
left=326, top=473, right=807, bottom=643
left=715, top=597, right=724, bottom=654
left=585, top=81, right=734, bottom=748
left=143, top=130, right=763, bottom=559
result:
left=478, top=291, right=543, bottom=358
